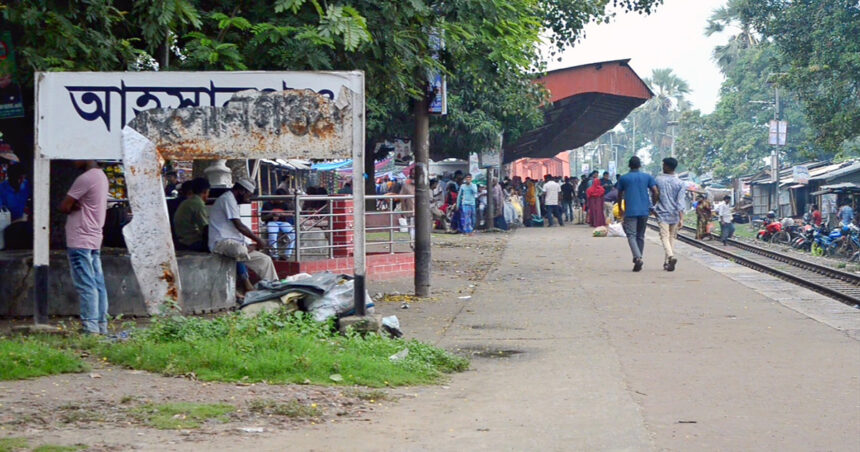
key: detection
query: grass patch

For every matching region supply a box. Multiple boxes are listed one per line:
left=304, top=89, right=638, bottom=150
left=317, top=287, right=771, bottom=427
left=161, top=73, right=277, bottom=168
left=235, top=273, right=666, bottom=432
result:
left=32, top=445, right=87, bottom=452
left=247, top=399, right=321, bottom=418
left=0, top=437, right=29, bottom=452
left=0, top=337, right=89, bottom=381
left=130, top=402, right=234, bottom=430
left=343, top=388, right=394, bottom=402
left=83, top=310, right=467, bottom=387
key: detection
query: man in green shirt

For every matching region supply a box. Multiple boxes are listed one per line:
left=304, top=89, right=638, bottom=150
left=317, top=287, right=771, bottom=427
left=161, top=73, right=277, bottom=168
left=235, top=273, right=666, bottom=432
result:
left=173, top=178, right=211, bottom=251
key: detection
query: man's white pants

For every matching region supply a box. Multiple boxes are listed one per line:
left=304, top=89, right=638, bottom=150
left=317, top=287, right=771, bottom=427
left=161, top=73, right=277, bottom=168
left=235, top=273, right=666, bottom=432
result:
left=658, top=222, right=680, bottom=262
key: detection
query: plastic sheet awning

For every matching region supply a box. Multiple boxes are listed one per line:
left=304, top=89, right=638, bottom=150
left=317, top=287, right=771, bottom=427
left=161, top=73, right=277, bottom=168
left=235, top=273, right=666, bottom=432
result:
left=504, top=59, right=653, bottom=164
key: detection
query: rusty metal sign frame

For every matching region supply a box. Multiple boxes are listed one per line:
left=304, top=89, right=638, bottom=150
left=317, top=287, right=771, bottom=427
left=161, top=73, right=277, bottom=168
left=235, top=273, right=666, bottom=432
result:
left=32, top=71, right=366, bottom=319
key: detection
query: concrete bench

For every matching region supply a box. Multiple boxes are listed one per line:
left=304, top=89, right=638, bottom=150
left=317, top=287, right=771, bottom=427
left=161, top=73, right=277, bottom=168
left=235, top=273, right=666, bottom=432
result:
left=0, top=249, right=236, bottom=317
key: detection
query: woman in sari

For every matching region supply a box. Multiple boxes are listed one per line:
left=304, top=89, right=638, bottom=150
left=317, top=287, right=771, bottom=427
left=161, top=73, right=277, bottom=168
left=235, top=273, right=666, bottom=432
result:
left=586, top=175, right=607, bottom=227
left=525, top=180, right=538, bottom=222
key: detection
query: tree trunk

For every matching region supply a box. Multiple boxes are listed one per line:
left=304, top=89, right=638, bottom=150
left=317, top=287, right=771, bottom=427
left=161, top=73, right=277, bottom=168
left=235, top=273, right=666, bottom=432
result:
left=413, top=98, right=431, bottom=297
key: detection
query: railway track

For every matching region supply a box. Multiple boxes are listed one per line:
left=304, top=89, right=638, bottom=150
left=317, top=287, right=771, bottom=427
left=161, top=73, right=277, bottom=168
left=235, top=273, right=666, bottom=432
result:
left=646, top=221, right=860, bottom=307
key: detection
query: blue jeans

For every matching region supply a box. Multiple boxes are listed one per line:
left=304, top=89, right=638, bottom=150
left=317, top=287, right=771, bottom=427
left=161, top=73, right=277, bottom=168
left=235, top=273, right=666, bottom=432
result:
left=563, top=201, right=573, bottom=222
left=622, top=216, right=649, bottom=260
left=267, top=221, right=296, bottom=258
left=68, top=248, right=108, bottom=334
left=720, top=222, right=735, bottom=242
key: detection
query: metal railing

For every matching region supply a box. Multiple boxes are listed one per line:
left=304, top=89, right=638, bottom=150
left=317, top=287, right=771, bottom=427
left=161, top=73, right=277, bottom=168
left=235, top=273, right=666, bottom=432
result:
left=247, top=193, right=414, bottom=261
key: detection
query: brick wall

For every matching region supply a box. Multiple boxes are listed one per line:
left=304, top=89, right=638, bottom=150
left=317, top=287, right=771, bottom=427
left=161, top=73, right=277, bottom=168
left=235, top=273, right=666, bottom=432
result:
left=273, top=252, right=414, bottom=281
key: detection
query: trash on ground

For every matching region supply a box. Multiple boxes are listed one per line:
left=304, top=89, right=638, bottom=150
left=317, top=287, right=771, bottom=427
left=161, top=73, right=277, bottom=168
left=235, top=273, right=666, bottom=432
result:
left=607, top=222, right=626, bottom=237
left=329, top=373, right=344, bottom=382
left=458, top=296, right=471, bottom=300
left=381, top=315, right=403, bottom=338
left=238, top=427, right=265, bottom=433
left=389, top=348, right=409, bottom=362
left=593, top=226, right=608, bottom=237
left=238, top=272, right=374, bottom=322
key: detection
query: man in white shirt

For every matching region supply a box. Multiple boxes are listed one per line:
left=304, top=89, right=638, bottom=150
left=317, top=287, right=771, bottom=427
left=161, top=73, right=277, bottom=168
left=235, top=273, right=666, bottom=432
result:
left=209, top=178, right=279, bottom=282
left=542, top=176, right=564, bottom=227
left=714, top=195, right=734, bottom=246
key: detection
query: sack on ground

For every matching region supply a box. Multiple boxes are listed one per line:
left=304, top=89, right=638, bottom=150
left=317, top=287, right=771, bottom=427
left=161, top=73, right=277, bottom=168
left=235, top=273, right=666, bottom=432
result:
left=573, top=207, right=585, bottom=225
left=593, top=226, right=608, bottom=237
left=607, top=222, right=626, bottom=237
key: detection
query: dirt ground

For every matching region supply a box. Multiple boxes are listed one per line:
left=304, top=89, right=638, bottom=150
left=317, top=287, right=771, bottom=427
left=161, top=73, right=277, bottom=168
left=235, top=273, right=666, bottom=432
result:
left=0, top=231, right=510, bottom=451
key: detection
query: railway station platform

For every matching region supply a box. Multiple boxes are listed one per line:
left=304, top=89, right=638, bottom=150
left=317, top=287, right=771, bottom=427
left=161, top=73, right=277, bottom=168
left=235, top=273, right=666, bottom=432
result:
left=177, top=224, right=860, bottom=451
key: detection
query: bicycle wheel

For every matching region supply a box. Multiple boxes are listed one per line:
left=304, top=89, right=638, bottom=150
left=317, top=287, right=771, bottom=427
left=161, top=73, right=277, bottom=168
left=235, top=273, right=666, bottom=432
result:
left=770, top=231, right=791, bottom=245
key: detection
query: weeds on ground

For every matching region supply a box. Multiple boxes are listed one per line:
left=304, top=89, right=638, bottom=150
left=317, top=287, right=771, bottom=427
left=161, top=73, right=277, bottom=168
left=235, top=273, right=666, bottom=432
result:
left=87, top=310, right=467, bottom=387
left=247, top=399, right=321, bottom=418
left=0, top=437, right=29, bottom=452
left=129, top=402, right=234, bottom=430
left=0, top=438, right=85, bottom=452
left=342, top=388, right=394, bottom=402
left=0, top=337, right=88, bottom=381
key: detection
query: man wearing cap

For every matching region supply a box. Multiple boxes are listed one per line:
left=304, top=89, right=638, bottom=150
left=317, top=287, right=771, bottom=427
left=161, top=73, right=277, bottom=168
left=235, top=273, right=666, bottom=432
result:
left=209, top=179, right=278, bottom=282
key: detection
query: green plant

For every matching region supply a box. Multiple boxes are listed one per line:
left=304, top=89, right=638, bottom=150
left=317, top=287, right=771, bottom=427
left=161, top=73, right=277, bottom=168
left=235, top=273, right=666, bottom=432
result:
left=130, top=402, right=234, bottom=430
left=247, top=399, right=321, bottom=418
left=0, top=337, right=88, bottom=381
left=0, top=437, right=29, bottom=452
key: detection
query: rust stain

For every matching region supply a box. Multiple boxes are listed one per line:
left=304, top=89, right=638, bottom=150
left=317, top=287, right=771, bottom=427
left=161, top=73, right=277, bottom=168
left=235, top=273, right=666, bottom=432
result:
left=160, top=262, right=179, bottom=301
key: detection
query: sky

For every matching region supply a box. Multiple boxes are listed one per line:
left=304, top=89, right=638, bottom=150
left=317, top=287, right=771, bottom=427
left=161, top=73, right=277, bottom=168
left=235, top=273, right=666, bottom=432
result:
left=544, top=0, right=730, bottom=114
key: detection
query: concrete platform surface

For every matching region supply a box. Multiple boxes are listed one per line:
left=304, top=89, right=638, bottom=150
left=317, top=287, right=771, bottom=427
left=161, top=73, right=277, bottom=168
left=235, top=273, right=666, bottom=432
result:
left=181, top=225, right=860, bottom=451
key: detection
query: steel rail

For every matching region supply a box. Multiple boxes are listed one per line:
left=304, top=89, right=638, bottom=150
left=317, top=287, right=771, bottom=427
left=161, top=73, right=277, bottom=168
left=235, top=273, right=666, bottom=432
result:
left=647, top=222, right=860, bottom=307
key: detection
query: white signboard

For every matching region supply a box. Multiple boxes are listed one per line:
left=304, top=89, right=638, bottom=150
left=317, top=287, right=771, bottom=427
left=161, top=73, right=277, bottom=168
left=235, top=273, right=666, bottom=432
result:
left=608, top=160, right=617, bottom=178
left=35, top=71, right=360, bottom=160
left=469, top=152, right=481, bottom=177
left=768, top=120, right=788, bottom=146
left=793, top=165, right=810, bottom=184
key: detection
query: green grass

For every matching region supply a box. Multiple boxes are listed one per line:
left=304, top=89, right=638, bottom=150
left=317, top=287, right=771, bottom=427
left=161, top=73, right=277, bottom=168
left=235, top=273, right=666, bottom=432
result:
left=130, top=402, right=234, bottom=430
left=56, top=310, right=468, bottom=387
left=0, top=337, right=89, bottom=381
left=247, top=399, right=321, bottom=418
left=32, top=445, right=86, bottom=452
left=0, top=438, right=84, bottom=452
left=0, top=438, right=29, bottom=452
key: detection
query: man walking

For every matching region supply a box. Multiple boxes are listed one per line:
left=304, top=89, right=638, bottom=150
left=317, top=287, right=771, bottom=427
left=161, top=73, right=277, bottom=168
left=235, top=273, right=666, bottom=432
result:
left=543, top=175, right=563, bottom=226
left=617, top=156, right=658, bottom=272
left=59, top=160, right=109, bottom=334
left=654, top=158, right=686, bottom=272
left=715, top=195, right=734, bottom=245
left=561, top=177, right=575, bottom=222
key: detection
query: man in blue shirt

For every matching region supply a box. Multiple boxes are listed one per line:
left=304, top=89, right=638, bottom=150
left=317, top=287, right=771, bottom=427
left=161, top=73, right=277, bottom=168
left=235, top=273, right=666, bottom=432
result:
left=0, top=164, right=30, bottom=221
left=617, top=156, right=659, bottom=272
left=0, top=164, right=32, bottom=250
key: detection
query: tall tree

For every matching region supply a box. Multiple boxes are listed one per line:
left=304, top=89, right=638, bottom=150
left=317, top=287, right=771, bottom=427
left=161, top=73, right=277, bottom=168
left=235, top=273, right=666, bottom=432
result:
left=739, top=0, right=860, bottom=157
left=632, top=68, right=690, bottom=169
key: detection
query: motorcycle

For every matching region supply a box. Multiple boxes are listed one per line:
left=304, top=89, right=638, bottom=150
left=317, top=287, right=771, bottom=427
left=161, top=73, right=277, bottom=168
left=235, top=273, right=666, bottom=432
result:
left=791, top=224, right=815, bottom=251
left=756, top=218, right=783, bottom=242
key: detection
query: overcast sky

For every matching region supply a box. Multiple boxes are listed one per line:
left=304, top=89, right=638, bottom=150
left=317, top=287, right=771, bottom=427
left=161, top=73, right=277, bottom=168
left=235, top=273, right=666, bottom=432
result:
left=544, top=0, right=729, bottom=114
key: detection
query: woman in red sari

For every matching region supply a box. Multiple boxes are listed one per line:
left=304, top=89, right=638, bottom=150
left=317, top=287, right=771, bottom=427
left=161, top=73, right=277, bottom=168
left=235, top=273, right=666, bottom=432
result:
left=586, top=176, right=607, bottom=227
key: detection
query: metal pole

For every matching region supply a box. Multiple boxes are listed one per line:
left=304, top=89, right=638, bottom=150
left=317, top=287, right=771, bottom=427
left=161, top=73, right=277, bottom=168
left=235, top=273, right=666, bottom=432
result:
left=350, top=73, right=367, bottom=315
left=294, top=193, right=301, bottom=262
left=486, top=168, right=494, bottom=230
left=389, top=197, right=394, bottom=254
left=33, top=155, right=50, bottom=324
left=413, top=96, right=431, bottom=297
left=773, top=85, right=781, bottom=216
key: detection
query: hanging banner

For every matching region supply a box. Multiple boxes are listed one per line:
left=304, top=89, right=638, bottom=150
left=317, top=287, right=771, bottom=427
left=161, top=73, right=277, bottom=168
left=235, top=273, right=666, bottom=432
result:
left=427, top=30, right=447, bottom=115
left=768, top=120, right=788, bottom=146
left=608, top=160, right=617, bottom=178
left=469, top=152, right=480, bottom=177
left=792, top=165, right=810, bottom=184
left=0, top=32, right=25, bottom=119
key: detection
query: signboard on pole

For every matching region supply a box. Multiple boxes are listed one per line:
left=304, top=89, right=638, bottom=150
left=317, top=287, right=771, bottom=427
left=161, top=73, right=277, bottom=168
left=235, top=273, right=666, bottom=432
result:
left=768, top=120, right=788, bottom=146
left=582, top=163, right=590, bottom=174
left=0, top=31, right=25, bottom=119
left=35, top=71, right=359, bottom=160
left=792, top=165, right=810, bottom=184
left=427, top=30, right=447, bottom=115
left=608, top=160, right=617, bottom=179
left=469, top=152, right=480, bottom=177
